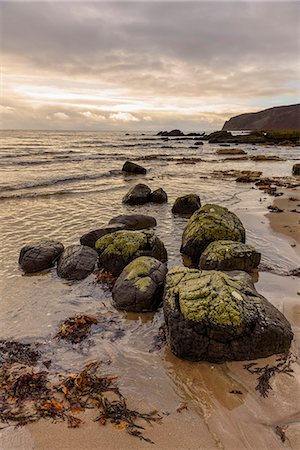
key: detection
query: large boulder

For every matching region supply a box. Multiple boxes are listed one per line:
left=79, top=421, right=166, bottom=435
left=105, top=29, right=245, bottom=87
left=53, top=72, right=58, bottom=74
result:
left=122, top=183, right=151, bottom=205
left=292, top=163, right=300, bottom=175
left=112, top=256, right=167, bottom=312
left=172, top=194, right=201, bottom=216
left=80, top=224, right=126, bottom=248
left=149, top=188, right=168, bottom=203
left=181, top=204, right=245, bottom=266
left=122, top=161, right=147, bottom=174
left=57, top=245, right=98, bottom=280
left=199, top=240, right=261, bottom=272
left=164, top=267, right=293, bottom=362
left=108, top=214, right=157, bottom=230
left=95, top=230, right=168, bottom=276
left=19, top=240, right=64, bottom=273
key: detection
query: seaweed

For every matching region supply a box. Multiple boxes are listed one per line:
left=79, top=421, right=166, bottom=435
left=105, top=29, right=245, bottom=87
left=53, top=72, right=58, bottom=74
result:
left=0, top=340, right=40, bottom=366
left=95, top=269, right=117, bottom=291
left=244, top=352, right=296, bottom=398
left=0, top=361, right=161, bottom=442
left=55, top=315, right=98, bottom=343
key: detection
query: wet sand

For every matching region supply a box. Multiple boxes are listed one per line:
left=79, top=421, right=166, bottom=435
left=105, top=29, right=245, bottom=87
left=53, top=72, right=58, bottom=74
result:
left=266, top=189, right=300, bottom=252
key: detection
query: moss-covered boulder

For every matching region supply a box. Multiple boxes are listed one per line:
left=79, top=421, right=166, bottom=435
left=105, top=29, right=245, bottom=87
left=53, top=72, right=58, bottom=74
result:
left=95, top=230, right=168, bottom=276
left=172, top=194, right=201, bottom=216
left=19, top=240, right=64, bottom=273
left=112, top=256, right=167, bottom=312
left=199, top=240, right=261, bottom=272
left=122, top=183, right=151, bottom=205
left=163, top=267, right=293, bottom=362
left=57, top=245, right=98, bottom=280
left=180, top=204, right=245, bottom=266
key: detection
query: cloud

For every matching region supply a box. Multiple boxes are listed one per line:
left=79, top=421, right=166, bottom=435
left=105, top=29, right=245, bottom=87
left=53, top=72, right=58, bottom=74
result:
left=109, top=112, right=139, bottom=122
left=1, top=1, right=299, bottom=130
left=52, top=112, right=69, bottom=120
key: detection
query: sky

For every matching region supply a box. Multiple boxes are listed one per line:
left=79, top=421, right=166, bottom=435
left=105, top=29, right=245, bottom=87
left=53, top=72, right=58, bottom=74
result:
left=1, top=1, right=300, bottom=131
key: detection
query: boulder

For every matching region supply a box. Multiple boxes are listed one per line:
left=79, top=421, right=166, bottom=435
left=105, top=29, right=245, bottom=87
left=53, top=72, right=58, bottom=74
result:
left=112, top=256, right=167, bottom=312
left=199, top=240, right=261, bottom=271
left=95, top=230, right=168, bottom=276
left=149, top=188, right=168, bottom=203
left=57, top=245, right=98, bottom=280
left=181, top=204, right=245, bottom=266
left=172, top=194, right=201, bottom=216
left=109, top=214, right=157, bottom=230
left=122, top=161, right=147, bottom=175
left=80, top=224, right=126, bottom=248
left=157, top=129, right=184, bottom=137
left=122, top=183, right=151, bottom=205
left=164, top=267, right=293, bottom=362
left=216, top=148, right=247, bottom=155
left=292, top=163, right=300, bottom=175
left=19, top=240, right=64, bottom=273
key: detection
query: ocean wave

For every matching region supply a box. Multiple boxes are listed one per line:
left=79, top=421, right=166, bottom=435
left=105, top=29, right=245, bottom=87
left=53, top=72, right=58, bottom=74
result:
left=0, top=170, right=122, bottom=193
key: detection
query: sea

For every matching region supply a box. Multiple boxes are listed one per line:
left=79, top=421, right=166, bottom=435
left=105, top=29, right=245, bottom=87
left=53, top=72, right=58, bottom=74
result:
left=0, top=130, right=299, bottom=444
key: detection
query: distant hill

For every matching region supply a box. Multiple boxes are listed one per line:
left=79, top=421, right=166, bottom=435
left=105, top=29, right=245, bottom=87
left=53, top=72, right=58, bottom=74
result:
left=222, top=104, right=300, bottom=131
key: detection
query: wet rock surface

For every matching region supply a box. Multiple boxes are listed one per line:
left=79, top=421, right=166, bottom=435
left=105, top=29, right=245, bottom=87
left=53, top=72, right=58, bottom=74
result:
left=96, top=229, right=168, bottom=276
left=109, top=214, right=157, bottom=230
left=216, top=148, right=247, bottom=155
left=57, top=245, right=98, bottom=280
left=122, top=161, right=147, bottom=174
left=112, top=256, right=167, bottom=312
left=163, top=267, right=293, bottom=362
left=149, top=188, right=168, bottom=203
left=172, top=194, right=201, bottom=216
left=181, top=204, right=245, bottom=266
left=293, top=163, right=300, bottom=175
left=19, top=240, right=64, bottom=273
left=122, top=183, right=151, bottom=205
left=80, top=224, right=126, bottom=248
left=199, top=240, right=261, bottom=271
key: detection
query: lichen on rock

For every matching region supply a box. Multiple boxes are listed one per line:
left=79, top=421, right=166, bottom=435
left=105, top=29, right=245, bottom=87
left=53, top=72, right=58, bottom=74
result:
left=180, top=204, right=245, bottom=266
left=164, top=267, right=293, bottom=362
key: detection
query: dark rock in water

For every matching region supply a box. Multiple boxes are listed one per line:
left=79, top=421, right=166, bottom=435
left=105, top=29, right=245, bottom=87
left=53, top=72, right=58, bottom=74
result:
left=57, top=245, right=98, bottom=280
left=96, top=229, right=168, bottom=276
left=122, top=161, right=147, bottom=174
left=164, top=267, right=293, bottom=362
left=181, top=204, right=245, bottom=266
left=122, top=183, right=151, bottom=205
left=149, top=188, right=168, bottom=203
left=216, top=148, right=247, bottom=155
left=199, top=240, right=261, bottom=271
left=80, top=224, right=126, bottom=248
left=292, top=163, right=300, bottom=175
left=172, top=194, right=201, bottom=217
left=157, top=129, right=185, bottom=137
left=109, top=214, right=157, bottom=230
left=112, top=256, right=167, bottom=312
left=250, top=155, right=284, bottom=161
left=207, top=131, right=233, bottom=143
left=19, top=240, right=64, bottom=273
left=194, top=141, right=204, bottom=145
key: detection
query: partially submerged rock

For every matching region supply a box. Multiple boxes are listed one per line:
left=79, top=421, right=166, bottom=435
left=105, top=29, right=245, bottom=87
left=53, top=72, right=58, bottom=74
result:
left=293, top=163, right=300, bottom=176
left=164, top=267, right=293, bottom=362
left=122, top=161, right=147, bottom=175
left=172, top=194, right=201, bottom=216
left=250, top=155, right=284, bottom=161
left=122, top=183, right=151, bottom=205
left=199, top=240, right=261, bottom=271
left=96, top=230, right=168, bottom=276
left=180, top=204, right=245, bottom=266
left=109, top=214, right=157, bottom=230
left=157, top=129, right=184, bottom=137
left=216, top=148, right=247, bottom=155
left=57, top=245, right=98, bottom=280
left=112, top=256, right=167, bottom=312
left=149, top=188, right=168, bottom=203
left=19, top=240, right=64, bottom=273
left=80, top=224, right=126, bottom=248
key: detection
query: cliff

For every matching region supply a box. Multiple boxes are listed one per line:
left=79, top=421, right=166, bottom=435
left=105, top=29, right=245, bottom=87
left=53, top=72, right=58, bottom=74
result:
left=222, top=104, right=300, bottom=131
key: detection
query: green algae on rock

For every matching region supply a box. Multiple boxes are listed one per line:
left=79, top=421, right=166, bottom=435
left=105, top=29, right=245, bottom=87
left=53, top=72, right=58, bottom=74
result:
left=96, top=230, right=167, bottom=276
left=163, top=267, right=293, bottom=362
left=112, top=256, right=167, bottom=312
left=180, top=204, right=245, bottom=266
left=199, top=240, right=261, bottom=272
